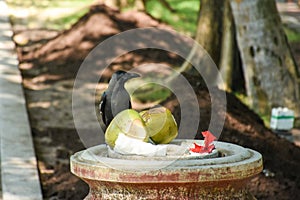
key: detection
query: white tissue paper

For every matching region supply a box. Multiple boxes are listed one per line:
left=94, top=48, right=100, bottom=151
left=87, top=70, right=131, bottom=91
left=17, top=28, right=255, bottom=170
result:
left=114, top=133, right=167, bottom=156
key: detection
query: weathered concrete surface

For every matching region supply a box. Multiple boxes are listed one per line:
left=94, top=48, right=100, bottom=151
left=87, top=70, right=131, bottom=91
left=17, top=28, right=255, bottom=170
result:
left=0, top=0, right=42, bottom=199
left=71, top=141, right=263, bottom=199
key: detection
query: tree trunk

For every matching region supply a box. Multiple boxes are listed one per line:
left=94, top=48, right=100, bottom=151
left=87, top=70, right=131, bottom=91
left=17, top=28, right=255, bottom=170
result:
left=230, top=0, right=300, bottom=116
left=176, top=0, right=225, bottom=77
left=177, top=0, right=244, bottom=91
left=177, top=0, right=300, bottom=118
left=195, top=0, right=224, bottom=64
left=219, top=0, right=236, bottom=91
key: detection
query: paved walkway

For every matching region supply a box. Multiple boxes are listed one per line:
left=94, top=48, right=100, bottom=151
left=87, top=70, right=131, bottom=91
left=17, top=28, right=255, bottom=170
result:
left=0, top=0, right=42, bottom=199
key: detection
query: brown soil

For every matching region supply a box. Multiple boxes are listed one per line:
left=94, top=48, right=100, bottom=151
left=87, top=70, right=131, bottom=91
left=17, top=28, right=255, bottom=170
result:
left=13, top=4, right=300, bottom=200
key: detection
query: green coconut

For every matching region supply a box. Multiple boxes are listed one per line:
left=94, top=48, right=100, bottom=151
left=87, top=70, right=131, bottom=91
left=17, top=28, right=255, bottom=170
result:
left=140, top=107, right=178, bottom=144
left=105, top=109, right=149, bottom=148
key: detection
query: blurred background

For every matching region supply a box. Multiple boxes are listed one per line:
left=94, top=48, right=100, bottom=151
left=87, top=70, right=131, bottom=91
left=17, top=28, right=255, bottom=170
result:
left=3, top=0, right=300, bottom=199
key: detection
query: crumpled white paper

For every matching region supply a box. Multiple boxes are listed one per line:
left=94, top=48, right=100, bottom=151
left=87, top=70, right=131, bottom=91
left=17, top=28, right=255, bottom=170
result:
left=114, top=133, right=167, bottom=156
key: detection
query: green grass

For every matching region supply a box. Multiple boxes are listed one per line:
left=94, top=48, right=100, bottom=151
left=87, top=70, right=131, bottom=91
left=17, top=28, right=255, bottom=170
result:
left=49, top=8, right=90, bottom=30
left=6, top=0, right=93, bottom=11
left=7, top=0, right=199, bottom=35
left=145, top=0, right=199, bottom=36
left=126, top=79, right=171, bottom=103
left=7, top=0, right=200, bottom=34
left=284, top=27, right=300, bottom=42
left=7, top=0, right=94, bottom=30
left=234, top=92, right=249, bottom=106
left=132, top=83, right=171, bottom=103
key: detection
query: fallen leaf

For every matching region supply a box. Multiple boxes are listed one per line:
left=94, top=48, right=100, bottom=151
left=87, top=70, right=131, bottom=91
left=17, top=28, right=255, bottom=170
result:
left=190, top=131, right=216, bottom=153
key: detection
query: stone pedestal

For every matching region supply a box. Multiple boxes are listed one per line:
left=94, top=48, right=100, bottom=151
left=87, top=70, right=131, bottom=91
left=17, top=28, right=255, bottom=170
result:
left=70, top=140, right=263, bottom=199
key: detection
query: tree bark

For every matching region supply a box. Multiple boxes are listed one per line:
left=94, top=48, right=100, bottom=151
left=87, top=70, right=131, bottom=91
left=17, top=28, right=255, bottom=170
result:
left=177, top=0, right=300, bottom=117
left=230, top=0, right=300, bottom=116
left=176, top=0, right=225, bottom=77
left=195, top=0, right=224, bottom=64
left=176, top=0, right=245, bottom=91
left=219, top=0, right=235, bottom=91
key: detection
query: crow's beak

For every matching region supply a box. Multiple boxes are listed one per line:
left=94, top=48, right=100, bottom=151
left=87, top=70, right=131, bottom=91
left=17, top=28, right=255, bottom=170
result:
left=127, top=72, right=140, bottom=79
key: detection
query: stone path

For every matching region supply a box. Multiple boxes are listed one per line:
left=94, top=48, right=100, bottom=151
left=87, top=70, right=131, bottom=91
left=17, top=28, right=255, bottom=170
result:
left=0, top=0, right=42, bottom=199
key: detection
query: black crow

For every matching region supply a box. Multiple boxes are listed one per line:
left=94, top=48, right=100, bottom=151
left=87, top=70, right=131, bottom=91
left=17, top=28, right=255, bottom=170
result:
left=99, top=70, right=140, bottom=131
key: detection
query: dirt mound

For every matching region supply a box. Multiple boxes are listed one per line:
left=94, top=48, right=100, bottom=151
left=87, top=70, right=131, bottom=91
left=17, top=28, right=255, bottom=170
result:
left=15, top=4, right=300, bottom=200
left=17, top=4, right=177, bottom=80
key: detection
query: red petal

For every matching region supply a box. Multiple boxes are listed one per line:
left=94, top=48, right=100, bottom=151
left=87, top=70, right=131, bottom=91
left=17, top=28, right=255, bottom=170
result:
left=190, top=143, right=203, bottom=153
left=202, top=131, right=216, bottom=149
left=190, top=131, right=216, bottom=153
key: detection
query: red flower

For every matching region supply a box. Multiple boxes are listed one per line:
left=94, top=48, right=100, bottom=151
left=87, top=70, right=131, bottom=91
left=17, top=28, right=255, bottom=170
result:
left=190, top=131, right=216, bottom=153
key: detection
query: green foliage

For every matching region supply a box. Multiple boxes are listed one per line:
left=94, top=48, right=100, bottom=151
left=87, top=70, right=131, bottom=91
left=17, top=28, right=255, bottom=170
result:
left=145, top=0, right=199, bottom=36
left=284, top=27, right=300, bottom=42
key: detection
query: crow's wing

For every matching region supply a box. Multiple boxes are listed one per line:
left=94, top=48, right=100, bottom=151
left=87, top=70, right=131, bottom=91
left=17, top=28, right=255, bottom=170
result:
left=99, top=91, right=107, bottom=125
left=129, top=99, right=132, bottom=109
